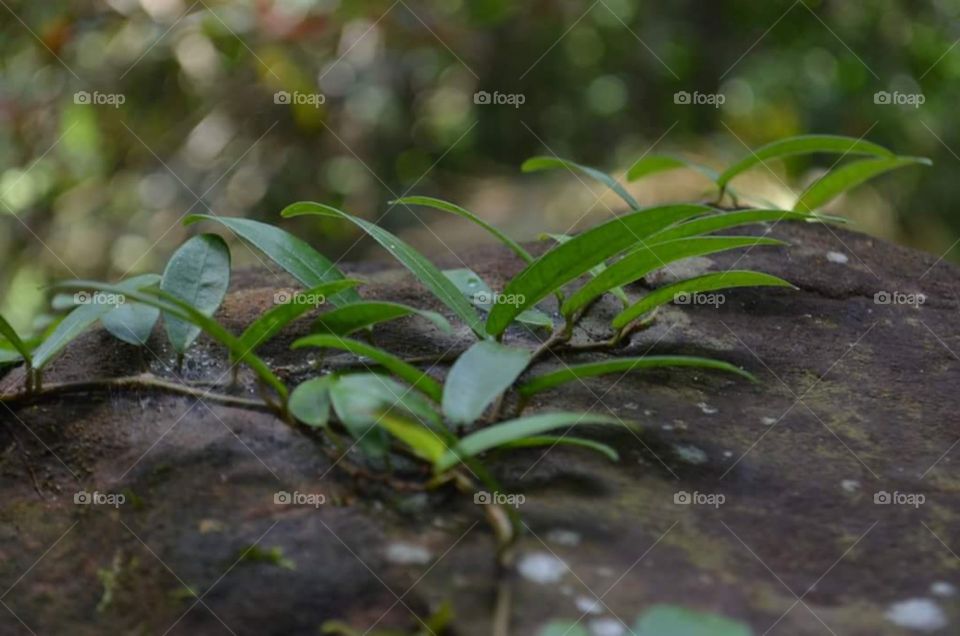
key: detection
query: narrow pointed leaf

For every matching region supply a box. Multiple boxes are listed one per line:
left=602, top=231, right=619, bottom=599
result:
left=793, top=156, right=931, bottom=212
left=634, top=604, right=752, bottom=636
left=612, top=270, right=794, bottom=330
left=442, top=340, right=532, bottom=425
left=0, top=346, right=23, bottom=366
left=717, top=134, right=894, bottom=189
left=100, top=274, right=162, bottom=346
left=562, top=236, right=786, bottom=316
left=627, top=154, right=719, bottom=183
left=376, top=412, right=448, bottom=464
left=521, top=156, right=640, bottom=209
left=436, top=412, right=626, bottom=472
left=184, top=214, right=360, bottom=306
left=543, top=233, right=629, bottom=305
left=647, top=208, right=822, bottom=244
left=0, top=314, right=32, bottom=365
left=292, top=334, right=443, bottom=402
left=498, top=435, right=619, bottom=462
left=486, top=204, right=712, bottom=335
left=238, top=280, right=362, bottom=353
left=519, top=355, right=756, bottom=397
left=313, top=301, right=451, bottom=336
left=392, top=196, right=532, bottom=263
left=160, top=234, right=231, bottom=354
left=442, top=268, right=554, bottom=330
left=282, top=202, right=485, bottom=337
left=288, top=377, right=333, bottom=428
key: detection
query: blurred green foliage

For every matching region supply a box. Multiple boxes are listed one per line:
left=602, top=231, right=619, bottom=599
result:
left=1, top=0, right=958, bottom=332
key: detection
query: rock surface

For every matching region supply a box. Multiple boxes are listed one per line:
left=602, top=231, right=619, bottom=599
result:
left=1, top=221, right=959, bottom=635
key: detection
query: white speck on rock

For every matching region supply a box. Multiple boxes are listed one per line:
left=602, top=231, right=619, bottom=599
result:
left=624, top=402, right=638, bottom=410
left=674, top=444, right=708, bottom=465
left=841, top=479, right=860, bottom=493
left=698, top=402, right=718, bottom=415
left=826, top=250, right=849, bottom=264
left=385, top=542, right=432, bottom=565
left=762, top=416, right=778, bottom=426
left=643, top=409, right=653, bottom=416
left=547, top=529, right=581, bottom=547
left=723, top=450, right=733, bottom=458
left=517, top=552, right=567, bottom=584
left=589, top=617, right=625, bottom=636
left=885, top=598, right=947, bottom=632
left=575, top=595, right=603, bottom=615
left=931, top=581, right=956, bottom=597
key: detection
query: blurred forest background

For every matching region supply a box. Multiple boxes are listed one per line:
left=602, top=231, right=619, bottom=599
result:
left=1, top=0, right=958, bottom=333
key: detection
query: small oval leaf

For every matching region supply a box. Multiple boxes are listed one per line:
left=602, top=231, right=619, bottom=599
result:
left=100, top=273, right=162, bottom=346
left=442, top=341, right=532, bottom=426
left=289, top=377, right=333, bottom=428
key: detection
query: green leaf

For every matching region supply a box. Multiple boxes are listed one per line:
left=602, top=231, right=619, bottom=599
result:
left=634, top=604, right=752, bottom=636
left=522, top=156, right=640, bottom=209
left=160, top=234, right=231, bottom=354
left=539, top=623, right=589, bottom=636
left=442, top=268, right=554, bottom=330
left=288, top=377, right=333, bottom=428
left=392, top=196, right=533, bottom=263
left=0, top=346, right=24, bottom=367
left=238, top=280, right=362, bottom=353
left=612, top=270, right=794, bottom=330
left=55, top=281, right=287, bottom=398
left=436, top=411, right=626, bottom=472
left=313, top=301, right=452, bottom=337
left=793, top=156, right=931, bottom=212
left=376, top=412, right=448, bottom=464
left=717, top=134, right=894, bottom=190
left=441, top=341, right=532, bottom=426
left=0, top=314, right=32, bottom=365
left=486, top=204, right=712, bottom=336
left=100, top=274, right=162, bottom=346
left=646, top=208, right=822, bottom=244
left=282, top=202, right=486, bottom=338
left=561, top=236, right=786, bottom=317
left=292, top=334, right=443, bottom=402
left=627, top=154, right=719, bottom=183
left=542, top=233, right=629, bottom=306
left=519, top=355, right=756, bottom=397
left=184, top=215, right=360, bottom=307
left=499, top=435, right=619, bottom=462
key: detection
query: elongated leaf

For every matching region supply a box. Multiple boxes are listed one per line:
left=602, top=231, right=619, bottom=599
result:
left=521, top=156, right=640, bottom=209
left=184, top=214, right=360, bottom=306
left=519, top=355, right=755, bottom=397
left=313, top=301, right=451, bottom=336
left=612, top=270, right=794, bottom=330
left=717, top=134, right=894, bottom=189
left=238, top=280, right=361, bottom=353
left=498, top=435, right=619, bottom=462
left=292, top=334, right=443, bottom=402
left=486, top=204, right=712, bottom=336
left=436, top=412, right=626, bottom=472
left=100, top=274, right=162, bottom=346
left=56, top=281, right=287, bottom=398
left=288, top=377, right=333, bottom=428
left=442, top=341, right=532, bottom=425
left=646, top=208, right=822, bottom=244
left=0, top=314, right=31, bottom=365
left=376, top=412, right=448, bottom=463
left=282, top=202, right=485, bottom=337
left=0, top=346, right=23, bottom=367
left=627, top=154, right=719, bottom=183
left=443, top=268, right=554, bottom=330
left=634, top=604, right=751, bottom=636
left=543, top=233, right=629, bottom=306
left=160, top=234, right=231, bottom=354
left=392, top=196, right=532, bottom=263
left=562, top=236, right=786, bottom=316
left=793, top=156, right=931, bottom=212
